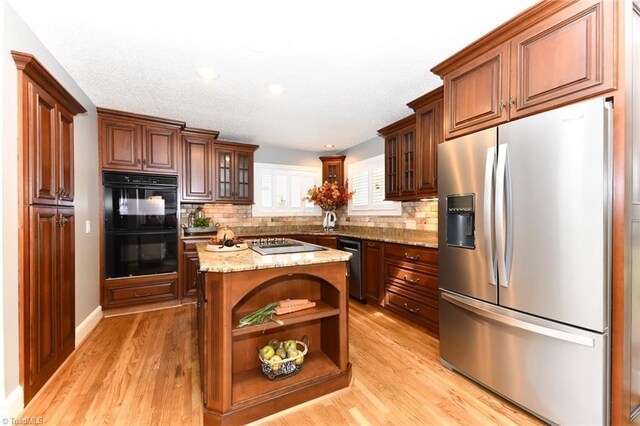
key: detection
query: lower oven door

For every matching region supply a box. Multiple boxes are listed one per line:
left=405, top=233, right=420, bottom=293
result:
left=105, top=231, right=178, bottom=278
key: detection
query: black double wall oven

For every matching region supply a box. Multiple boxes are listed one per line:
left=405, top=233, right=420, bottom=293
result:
left=103, top=172, right=178, bottom=279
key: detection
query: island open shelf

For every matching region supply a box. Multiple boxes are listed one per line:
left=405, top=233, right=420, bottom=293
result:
left=232, top=300, right=340, bottom=337
left=196, top=245, right=352, bottom=426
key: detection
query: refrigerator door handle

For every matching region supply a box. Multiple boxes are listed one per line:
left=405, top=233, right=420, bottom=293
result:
left=484, top=147, right=497, bottom=286
left=441, top=291, right=596, bottom=348
left=495, top=144, right=512, bottom=287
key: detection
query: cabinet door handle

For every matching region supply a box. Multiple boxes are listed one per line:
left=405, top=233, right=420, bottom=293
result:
left=403, top=275, right=419, bottom=284
left=136, top=159, right=141, bottom=165
left=143, top=159, right=147, bottom=166
left=500, top=99, right=506, bottom=112
left=509, top=96, right=516, bottom=109
left=134, top=291, right=151, bottom=297
left=367, top=242, right=376, bottom=247
left=404, top=303, right=420, bottom=313
left=404, top=253, right=420, bottom=260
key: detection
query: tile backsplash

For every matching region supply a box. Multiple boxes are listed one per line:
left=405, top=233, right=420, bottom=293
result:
left=181, top=200, right=438, bottom=232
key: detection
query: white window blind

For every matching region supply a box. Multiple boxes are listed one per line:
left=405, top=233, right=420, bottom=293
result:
left=348, top=154, right=402, bottom=216
left=252, top=163, right=322, bottom=217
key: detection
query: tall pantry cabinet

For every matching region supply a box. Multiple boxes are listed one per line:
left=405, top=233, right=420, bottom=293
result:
left=12, top=52, right=87, bottom=404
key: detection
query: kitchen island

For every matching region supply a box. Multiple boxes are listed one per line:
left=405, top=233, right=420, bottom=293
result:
left=196, top=243, right=352, bottom=425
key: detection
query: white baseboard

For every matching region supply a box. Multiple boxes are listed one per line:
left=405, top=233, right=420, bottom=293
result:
left=75, top=305, right=103, bottom=347
left=1, top=386, right=24, bottom=420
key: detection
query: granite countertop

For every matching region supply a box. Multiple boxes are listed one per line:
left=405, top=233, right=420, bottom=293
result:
left=197, top=243, right=352, bottom=273
left=183, top=226, right=438, bottom=249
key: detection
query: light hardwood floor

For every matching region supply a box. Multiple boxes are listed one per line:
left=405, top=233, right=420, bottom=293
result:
left=21, top=301, right=542, bottom=425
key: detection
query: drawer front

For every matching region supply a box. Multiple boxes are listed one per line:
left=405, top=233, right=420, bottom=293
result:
left=386, top=289, right=439, bottom=325
left=386, top=262, right=438, bottom=293
left=106, top=279, right=177, bottom=306
left=384, top=243, right=438, bottom=268
left=183, top=239, right=208, bottom=251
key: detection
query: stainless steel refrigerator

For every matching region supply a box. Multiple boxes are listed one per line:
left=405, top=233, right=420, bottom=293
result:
left=438, top=97, right=612, bottom=425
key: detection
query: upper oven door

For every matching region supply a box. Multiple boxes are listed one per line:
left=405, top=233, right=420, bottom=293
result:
left=104, top=185, right=178, bottom=232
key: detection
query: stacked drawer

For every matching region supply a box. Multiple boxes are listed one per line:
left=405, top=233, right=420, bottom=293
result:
left=383, top=243, right=439, bottom=335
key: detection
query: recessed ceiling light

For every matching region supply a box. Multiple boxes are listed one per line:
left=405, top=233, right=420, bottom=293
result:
left=268, top=84, right=283, bottom=95
left=324, top=144, right=335, bottom=149
left=196, top=67, right=219, bottom=80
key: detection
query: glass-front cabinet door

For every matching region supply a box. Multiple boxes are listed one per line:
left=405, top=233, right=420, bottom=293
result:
left=215, top=149, right=234, bottom=202
left=385, top=135, right=400, bottom=198
left=235, top=150, right=253, bottom=202
left=400, top=126, right=416, bottom=196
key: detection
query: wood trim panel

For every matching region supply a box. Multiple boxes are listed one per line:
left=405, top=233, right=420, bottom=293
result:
left=12, top=51, right=86, bottom=114
left=510, top=0, right=616, bottom=119
left=444, top=43, right=510, bottom=139
left=415, top=96, right=443, bottom=197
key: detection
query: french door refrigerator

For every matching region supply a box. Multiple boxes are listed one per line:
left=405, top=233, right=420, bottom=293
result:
left=438, top=97, right=612, bottom=425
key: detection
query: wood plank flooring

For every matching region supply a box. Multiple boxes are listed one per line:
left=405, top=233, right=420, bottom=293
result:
left=21, top=301, right=542, bottom=425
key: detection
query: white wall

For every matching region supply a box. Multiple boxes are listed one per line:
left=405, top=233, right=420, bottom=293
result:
left=1, top=0, right=100, bottom=410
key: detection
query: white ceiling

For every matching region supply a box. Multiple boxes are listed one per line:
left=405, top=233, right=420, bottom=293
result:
left=10, top=0, right=538, bottom=151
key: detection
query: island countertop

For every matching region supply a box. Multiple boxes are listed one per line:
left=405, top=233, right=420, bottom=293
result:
left=197, top=243, right=352, bottom=273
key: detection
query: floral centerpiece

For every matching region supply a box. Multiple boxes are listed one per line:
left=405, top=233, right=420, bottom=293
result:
left=303, top=181, right=354, bottom=230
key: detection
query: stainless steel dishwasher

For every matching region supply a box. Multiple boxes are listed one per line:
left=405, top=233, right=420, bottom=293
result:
left=338, top=237, right=363, bottom=300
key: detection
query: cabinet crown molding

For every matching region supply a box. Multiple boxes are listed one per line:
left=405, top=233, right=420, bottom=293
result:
left=319, top=155, right=346, bottom=161
left=430, top=0, right=578, bottom=77
left=96, top=107, right=186, bottom=128
left=12, top=51, right=86, bottom=115
left=182, top=127, right=220, bottom=139
left=407, top=86, right=444, bottom=111
left=377, top=113, right=415, bottom=136
left=214, top=140, right=259, bottom=151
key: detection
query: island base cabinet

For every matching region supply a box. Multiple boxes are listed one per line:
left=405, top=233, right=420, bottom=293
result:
left=199, top=262, right=351, bottom=425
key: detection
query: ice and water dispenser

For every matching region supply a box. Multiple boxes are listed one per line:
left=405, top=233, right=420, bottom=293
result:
left=446, top=194, right=475, bottom=249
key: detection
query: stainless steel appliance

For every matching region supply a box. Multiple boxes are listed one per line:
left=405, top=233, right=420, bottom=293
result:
left=249, top=238, right=327, bottom=255
left=338, top=238, right=363, bottom=300
left=438, top=98, right=613, bottom=425
left=103, top=172, right=178, bottom=278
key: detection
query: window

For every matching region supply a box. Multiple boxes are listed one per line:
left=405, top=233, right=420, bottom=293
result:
left=348, top=154, right=402, bottom=216
left=252, top=163, right=322, bottom=217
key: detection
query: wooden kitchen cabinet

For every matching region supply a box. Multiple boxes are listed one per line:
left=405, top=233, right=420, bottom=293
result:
left=25, top=79, right=77, bottom=206
left=103, top=274, right=178, bottom=307
left=432, top=0, right=615, bottom=139
left=25, top=206, right=76, bottom=403
left=442, top=43, right=509, bottom=138
left=408, top=86, right=444, bottom=197
left=214, top=141, right=258, bottom=204
left=315, top=235, right=338, bottom=249
left=362, top=240, right=383, bottom=305
left=383, top=242, right=439, bottom=336
left=508, top=0, right=615, bottom=119
left=13, top=51, right=86, bottom=404
left=180, top=238, right=208, bottom=300
left=319, top=155, right=346, bottom=184
left=98, top=108, right=184, bottom=174
left=378, top=114, right=416, bottom=200
left=181, top=128, right=219, bottom=202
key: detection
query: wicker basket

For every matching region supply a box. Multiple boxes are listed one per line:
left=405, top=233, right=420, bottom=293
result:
left=258, top=336, right=309, bottom=380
